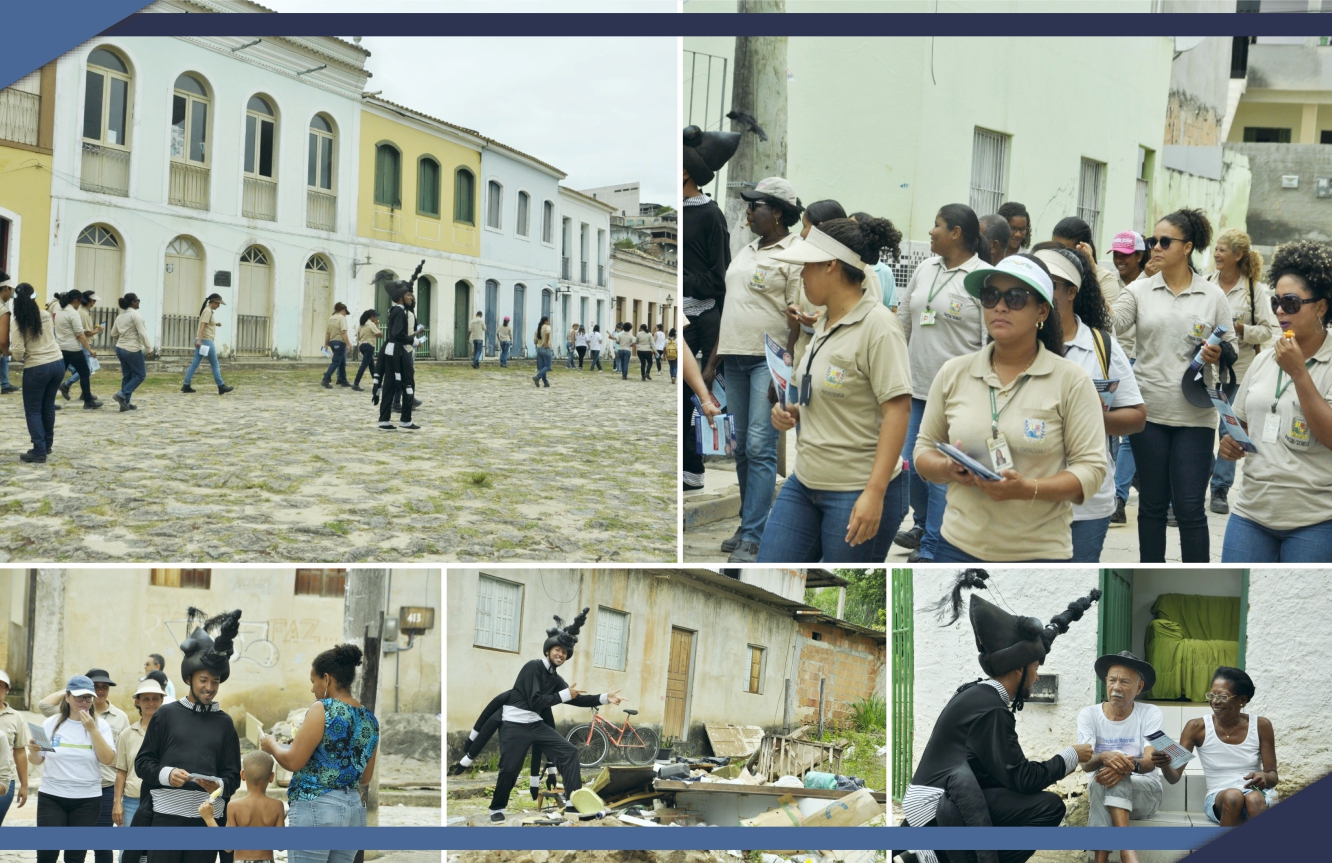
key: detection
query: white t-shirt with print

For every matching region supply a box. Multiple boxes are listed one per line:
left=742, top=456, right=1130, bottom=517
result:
left=1077, top=701, right=1164, bottom=788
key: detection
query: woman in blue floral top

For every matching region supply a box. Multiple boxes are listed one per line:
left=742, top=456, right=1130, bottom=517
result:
left=261, top=644, right=378, bottom=863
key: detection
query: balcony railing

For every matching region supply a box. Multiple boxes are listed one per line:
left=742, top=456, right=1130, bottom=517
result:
left=80, top=143, right=130, bottom=196
left=0, top=88, right=39, bottom=147
left=242, top=176, right=277, bottom=221
left=561, top=256, right=570, bottom=280
left=169, top=161, right=210, bottom=210
left=597, top=264, right=605, bottom=287
left=234, top=314, right=271, bottom=356
left=161, top=314, right=198, bottom=354
left=580, top=261, right=589, bottom=284
left=307, top=189, right=336, bottom=231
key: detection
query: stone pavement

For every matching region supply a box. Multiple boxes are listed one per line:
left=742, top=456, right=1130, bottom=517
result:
left=0, top=362, right=675, bottom=563
left=684, top=434, right=1234, bottom=564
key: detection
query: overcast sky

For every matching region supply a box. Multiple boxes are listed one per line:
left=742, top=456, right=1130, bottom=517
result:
left=257, top=0, right=677, bottom=202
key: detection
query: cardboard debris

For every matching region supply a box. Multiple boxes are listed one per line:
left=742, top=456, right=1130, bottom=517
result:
left=704, top=723, right=765, bottom=757
left=798, top=787, right=883, bottom=827
left=740, top=793, right=803, bottom=827
left=588, top=765, right=656, bottom=797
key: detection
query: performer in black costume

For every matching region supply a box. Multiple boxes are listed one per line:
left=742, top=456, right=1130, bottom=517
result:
left=135, top=608, right=243, bottom=863
left=486, top=608, right=622, bottom=823
left=894, top=570, right=1099, bottom=863
left=374, top=262, right=423, bottom=431
left=447, top=690, right=555, bottom=799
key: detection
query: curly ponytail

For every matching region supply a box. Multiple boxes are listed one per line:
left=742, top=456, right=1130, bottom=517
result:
left=819, top=215, right=904, bottom=284
left=1158, top=208, right=1213, bottom=272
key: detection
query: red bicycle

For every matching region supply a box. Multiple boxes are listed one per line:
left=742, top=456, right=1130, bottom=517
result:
left=565, top=705, right=659, bottom=767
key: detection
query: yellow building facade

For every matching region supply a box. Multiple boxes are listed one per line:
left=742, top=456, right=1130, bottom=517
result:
left=0, top=64, right=56, bottom=300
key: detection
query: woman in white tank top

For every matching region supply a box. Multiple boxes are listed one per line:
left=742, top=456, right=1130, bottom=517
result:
left=1150, top=667, right=1278, bottom=826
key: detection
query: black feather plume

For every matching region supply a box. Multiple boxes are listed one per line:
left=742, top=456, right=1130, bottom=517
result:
left=726, top=110, right=768, bottom=142
left=928, top=569, right=990, bottom=626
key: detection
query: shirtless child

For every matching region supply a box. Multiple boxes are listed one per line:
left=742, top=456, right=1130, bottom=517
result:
left=200, top=750, right=286, bottom=860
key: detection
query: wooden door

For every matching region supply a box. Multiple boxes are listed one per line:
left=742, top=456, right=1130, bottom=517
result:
left=304, top=266, right=331, bottom=356
left=163, top=236, right=202, bottom=317
left=513, top=284, right=526, bottom=357
left=453, top=281, right=470, bottom=358
left=664, top=627, right=694, bottom=740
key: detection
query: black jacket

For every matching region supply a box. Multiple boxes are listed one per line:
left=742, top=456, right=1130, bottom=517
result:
left=134, top=700, right=242, bottom=801
left=683, top=198, right=730, bottom=306
left=509, top=659, right=604, bottom=716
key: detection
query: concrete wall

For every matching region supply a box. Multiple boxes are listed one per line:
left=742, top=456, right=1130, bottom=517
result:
left=446, top=569, right=800, bottom=759
left=1224, top=142, right=1332, bottom=245
left=795, top=619, right=885, bottom=726
left=28, top=568, right=440, bottom=726
left=1150, top=148, right=1252, bottom=236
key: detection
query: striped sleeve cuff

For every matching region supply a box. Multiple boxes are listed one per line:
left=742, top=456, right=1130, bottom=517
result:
left=1058, top=746, right=1078, bottom=777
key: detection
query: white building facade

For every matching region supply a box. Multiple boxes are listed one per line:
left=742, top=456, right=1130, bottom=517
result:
left=48, top=4, right=371, bottom=359
left=476, top=142, right=563, bottom=360
left=553, top=186, right=616, bottom=357
left=610, top=248, right=676, bottom=334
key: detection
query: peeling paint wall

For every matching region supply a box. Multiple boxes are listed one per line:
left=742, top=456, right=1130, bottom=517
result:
left=1150, top=148, right=1252, bottom=236
left=1223, top=142, right=1332, bottom=246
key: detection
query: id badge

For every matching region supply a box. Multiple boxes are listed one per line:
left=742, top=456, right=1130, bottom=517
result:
left=799, top=374, right=812, bottom=406
left=1262, top=412, right=1281, bottom=444
left=920, top=309, right=937, bottom=326
left=988, top=434, right=1014, bottom=474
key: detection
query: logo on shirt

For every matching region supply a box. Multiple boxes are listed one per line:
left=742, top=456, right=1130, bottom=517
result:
left=1290, top=417, right=1310, bottom=444
left=1190, top=321, right=1208, bottom=339
left=750, top=268, right=767, bottom=289
left=824, top=365, right=845, bottom=388
left=947, top=300, right=964, bottom=317
left=1023, top=419, right=1047, bottom=441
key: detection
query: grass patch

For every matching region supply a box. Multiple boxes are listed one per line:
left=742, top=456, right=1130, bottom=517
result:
left=463, top=471, right=492, bottom=489
left=35, top=499, right=52, bottom=517
left=324, top=521, right=350, bottom=536
left=812, top=722, right=887, bottom=794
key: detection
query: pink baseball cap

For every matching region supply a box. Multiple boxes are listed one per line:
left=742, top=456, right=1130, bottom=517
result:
left=1111, top=231, right=1146, bottom=255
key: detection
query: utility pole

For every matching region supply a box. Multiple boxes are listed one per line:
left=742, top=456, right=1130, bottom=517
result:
left=727, top=0, right=789, bottom=259
left=344, top=569, right=389, bottom=862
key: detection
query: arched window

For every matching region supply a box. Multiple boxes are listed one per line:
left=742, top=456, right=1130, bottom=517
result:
left=454, top=168, right=475, bottom=225
left=83, top=47, right=131, bottom=148
left=308, top=114, right=334, bottom=191
left=417, top=156, right=441, bottom=217
left=542, top=200, right=554, bottom=244
left=171, top=74, right=209, bottom=164
left=374, top=143, right=401, bottom=208
left=516, top=191, right=530, bottom=237
left=486, top=180, right=502, bottom=230
left=244, top=95, right=276, bottom=179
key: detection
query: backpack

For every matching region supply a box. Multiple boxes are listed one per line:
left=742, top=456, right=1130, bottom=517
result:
left=665, top=340, right=678, bottom=361
left=1089, top=327, right=1112, bottom=379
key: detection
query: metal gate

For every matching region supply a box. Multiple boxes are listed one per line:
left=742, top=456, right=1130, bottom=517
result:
left=683, top=49, right=729, bottom=200
left=891, top=568, right=913, bottom=803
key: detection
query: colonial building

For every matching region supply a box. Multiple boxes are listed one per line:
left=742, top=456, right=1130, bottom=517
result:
left=553, top=186, right=616, bottom=356
left=610, top=247, right=676, bottom=333
left=0, top=63, right=56, bottom=291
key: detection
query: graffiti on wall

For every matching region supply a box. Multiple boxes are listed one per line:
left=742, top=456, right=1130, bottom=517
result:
left=164, top=616, right=280, bottom=669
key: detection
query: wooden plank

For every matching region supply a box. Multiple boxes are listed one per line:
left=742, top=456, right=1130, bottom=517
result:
left=653, top=779, right=886, bottom=804
left=703, top=723, right=765, bottom=757
left=664, top=628, right=693, bottom=739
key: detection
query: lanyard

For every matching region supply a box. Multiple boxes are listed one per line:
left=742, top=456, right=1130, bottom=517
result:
left=925, top=265, right=962, bottom=311
left=1273, top=359, right=1317, bottom=413
left=988, top=376, right=1030, bottom=439
left=804, top=324, right=847, bottom=381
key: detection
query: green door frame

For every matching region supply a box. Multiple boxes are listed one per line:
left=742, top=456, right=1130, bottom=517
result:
left=1097, top=569, right=1134, bottom=702
left=890, top=568, right=914, bottom=803
left=1238, top=569, right=1249, bottom=668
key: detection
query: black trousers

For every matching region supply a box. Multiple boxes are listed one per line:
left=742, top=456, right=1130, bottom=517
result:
left=354, top=343, right=375, bottom=386
left=36, top=790, right=102, bottom=863
left=61, top=349, right=94, bottom=402
left=899, top=787, right=1065, bottom=863
left=1131, top=421, right=1215, bottom=562
left=466, top=694, right=545, bottom=773
left=489, top=720, right=581, bottom=811
left=379, top=351, right=415, bottom=424
left=638, top=351, right=653, bottom=380
left=683, top=307, right=720, bottom=484
left=576, top=345, right=587, bottom=367
left=147, top=811, right=231, bottom=863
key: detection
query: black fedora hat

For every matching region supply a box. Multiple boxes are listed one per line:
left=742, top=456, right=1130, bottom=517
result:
left=1094, top=650, right=1156, bottom=692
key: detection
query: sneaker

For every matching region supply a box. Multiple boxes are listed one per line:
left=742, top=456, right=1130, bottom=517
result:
left=907, top=548, right=932, bottom=564
left=218, top=385, right=234, bottom=395
left=127, top=403, right=138, bottom=410
left=118, top=401, right=131, bottom=413
left=1167, top=504, right=1177, bottom=527
left=181, top=384, right=196, bottom=393
left=1111, top=497, right=1127, bottom=524
left=19, top=449, right=46, bottom=464
left=59, top=383, right=70, bottom=400
left=112, top=392, right=126, bottom=408
left=489, top=811, right=505, bottom=823
left=378, top=422, right=396, bottom=431
left=894, top=525, right=924, bottom=549
left=322, top=381, right=333, bottom=389
left=533, top=376, right=540, bottom=387
left=0, top=386, right=17, bottom=394
left=1210, top=488, right=1230, bottom=514
left=352, top=385, right=364, bottom=392
left=727, top=540, right=759, bottom=563
left=542, top=379, right=550, bottom=388
left=683, top=481, right=704, bottom=492
left=720, top=526, right=744, bottom=554
left=83, top=399, right=102, bottom=410
left=399, top=422, right=421, bottom=430
left=337, top=381, right=351, bottom=388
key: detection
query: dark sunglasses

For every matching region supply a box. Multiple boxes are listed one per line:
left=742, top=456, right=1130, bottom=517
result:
left=746, top=199, right=768, bottom=212
left=1144, top=236, right=1184, bottom=251
left=978, top=286, right=1037, bottom=310
left=1271, top=294, right=1320, bottom=315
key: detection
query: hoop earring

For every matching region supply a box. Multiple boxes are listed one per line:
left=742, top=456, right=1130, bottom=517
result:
left=1037, top=320, right=1044, bottom=330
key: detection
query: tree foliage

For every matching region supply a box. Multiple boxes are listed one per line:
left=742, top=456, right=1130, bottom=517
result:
left=803, top=568, right=887, bottom=630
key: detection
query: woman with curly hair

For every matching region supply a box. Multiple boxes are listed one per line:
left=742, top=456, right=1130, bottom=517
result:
left=1112, top=208, right=1235, bottom=563
left=1206, top=229, right=1280, bottom=515
left=760, top=216, right=912, bottom=562
left=1052, top=216, right=1123, bottom=309
left=1034, top=243, right=1146, bottom=562
left=1219, top=240, right=1332, bottom=561
left=8, top=284, right=65, bottom=463
left=998, top=200, right=1032, bottom=255
left=708, top=177, right=805, bottom=562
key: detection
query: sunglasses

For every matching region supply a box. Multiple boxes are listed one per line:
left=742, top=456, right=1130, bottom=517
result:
left=978, top=286, right=1038, bottom=310
left=1271, top=294, right=1319, bottom=315
left=746, top=200, right=768, bottom=212
left=1144, top=236, right=1185, bottom=251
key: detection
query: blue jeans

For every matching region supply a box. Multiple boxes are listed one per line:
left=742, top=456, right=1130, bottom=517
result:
left=757, top=472, right=906, bottom=563
left=725, top=355, right=780, bottom=545
left=499, top=340, right=511, bottom=367
left=590, top=348, right=603, bottom=371
left=905, top=398, right=931, bottom=535
left=1210, top=415, right=1237, bottom=493
left=534, top=347, right=553, bottom=383
left=323, top=340, right=348, bottom=384
left=1114, top=434, right=1137, bottom=502
left=617, top=349, right=631, bottom=379
left=21, top=358, right=65, bottom=457
left=115, top=795, right=139, bottom=863
left=63, top=346, right=92, bottom=386
left=183, top=339, right=224, bottom=386
left=933, top=534, right=1072, bottom=564
left=0, top=353, right=11, bottom=389
left=1221, top=513, right=1332, bottom=562
left=565, top=341, right=576, bottom=368
left=1071, top=516, right=1113, bottom=563
left=0, top=779, right=13, bottom=826
left=669, top=358, right=678, bottom=379
left=115, top=348, right=146, bottom=403
left=472, top=339, right=484, bottom=366
left=287, top=788, right=366, bottom=863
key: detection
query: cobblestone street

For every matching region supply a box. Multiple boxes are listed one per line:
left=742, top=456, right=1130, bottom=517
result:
left=0, top=362, right=676, bottom=563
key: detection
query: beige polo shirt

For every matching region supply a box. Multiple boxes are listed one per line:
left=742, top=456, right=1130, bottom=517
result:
left=112, top=308, right=151, bottom=354
left=357, top=321, right=381, bottom=346
left=469, top=318, right=486, bottom=340
left=897, top=254, right=986, bottom=400
left=198, top=305, right=217, bottom=342
left=914, top=341, right=1108, bottom=561
left=717, top=232, right=802, bottom=357
left=1231, top=334, right=1332, bottom=530
left=497, top=325, right=513, bottom=342
left=9, top=311, right=62, bottom=367
left=1112, top=270, right=1141, bottom=358
left=113, top=721, right=148, bottom=800
left=792, top=290, right=912, bottom=491
left=0, top=704, right=29, bottom=787
left=1112, top=271, right=1237, bottom=428
left=616, top=330, right=634, bottom=350
left=635, top=331, right=653, bottom=352
left=1094, top=263, right=1120, bottom=311
left=1210, top=273, right=1280, bottom=384
left=326, top=314, right=349, bottom=342
left=537, top=324, right=552, bottom=349
left=78, top=307, right=94, bottom=335
left=54, top=305, right=85, bottom=352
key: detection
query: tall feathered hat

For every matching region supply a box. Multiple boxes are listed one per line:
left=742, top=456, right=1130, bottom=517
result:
left=932, top=569, right=1100, bottom=712
left=179, top=607, right=242, bottom=688
left=683, top=125, right=741, bottom=187
left=381, top=260, right=425, bottom=302
left=542, top=607, right=590, bottom=658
